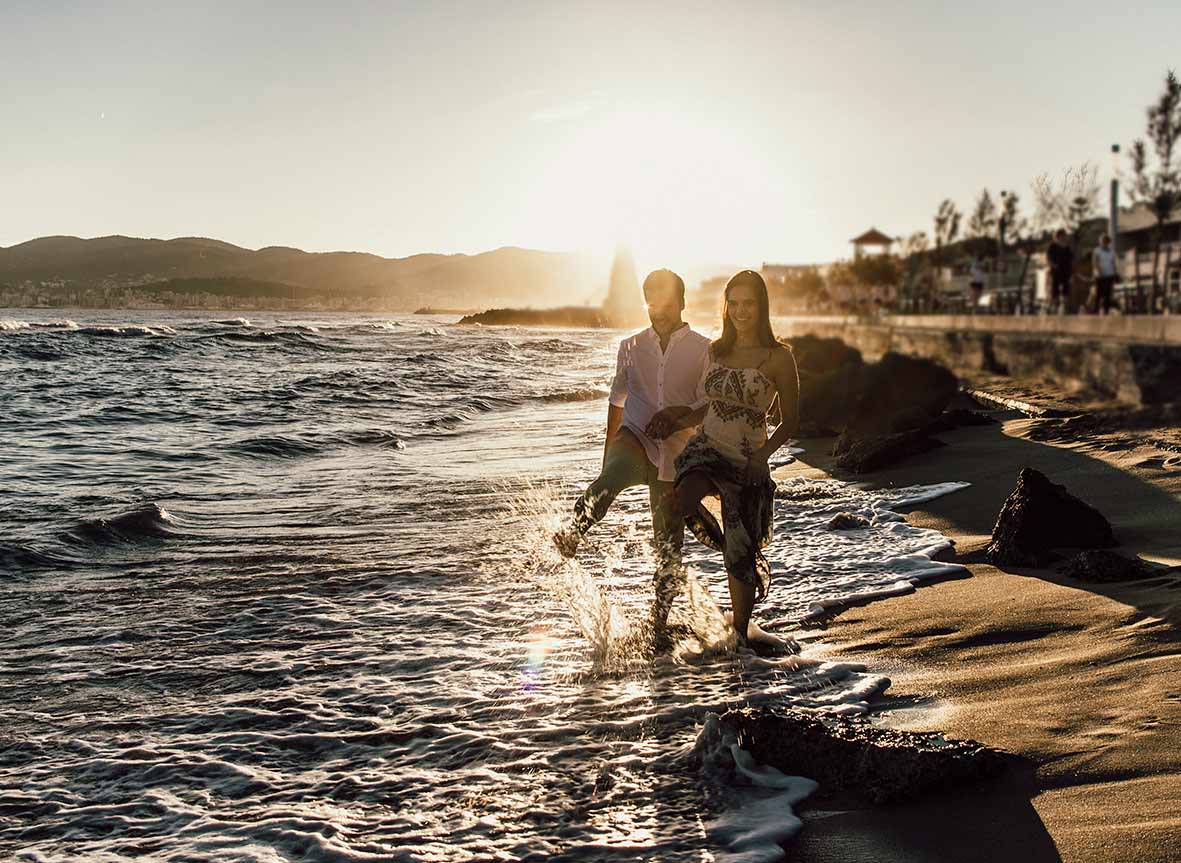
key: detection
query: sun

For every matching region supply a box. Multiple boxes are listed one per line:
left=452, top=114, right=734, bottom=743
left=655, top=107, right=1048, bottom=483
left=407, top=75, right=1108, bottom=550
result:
left=519, top=102, right=778, bottom=272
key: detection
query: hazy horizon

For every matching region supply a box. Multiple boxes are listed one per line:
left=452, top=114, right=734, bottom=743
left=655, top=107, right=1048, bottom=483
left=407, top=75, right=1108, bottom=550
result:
left=4, top=0, right=1181, bottom=277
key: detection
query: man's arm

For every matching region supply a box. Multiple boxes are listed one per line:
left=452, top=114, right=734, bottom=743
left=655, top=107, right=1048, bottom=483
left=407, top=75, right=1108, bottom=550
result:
left=603, top=403, right=624, bottom=464
left=605, top=341, right=628, bottom=464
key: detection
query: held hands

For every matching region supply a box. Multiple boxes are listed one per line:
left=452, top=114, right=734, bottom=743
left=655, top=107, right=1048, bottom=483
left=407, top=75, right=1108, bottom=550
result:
left=645, top=405, right=691, bottom=440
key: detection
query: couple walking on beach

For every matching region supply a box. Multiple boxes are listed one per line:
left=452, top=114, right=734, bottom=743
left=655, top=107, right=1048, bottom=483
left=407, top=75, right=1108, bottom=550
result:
left=553, top=269, right=800, bottom=651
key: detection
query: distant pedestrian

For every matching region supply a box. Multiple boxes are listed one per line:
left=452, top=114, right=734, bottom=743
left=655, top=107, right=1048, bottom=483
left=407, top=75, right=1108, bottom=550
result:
left=968, top=255, right=986, bottom=314
left=1046, top=230, right=1073, bottom=313
left=1091, top=234, right=1119, bottom=315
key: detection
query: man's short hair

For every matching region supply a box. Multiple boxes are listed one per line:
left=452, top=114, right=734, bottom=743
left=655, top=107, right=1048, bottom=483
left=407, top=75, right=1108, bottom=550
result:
left=642, top=269, right=685, bottom=303
left=1055, top=229, right=1067, bottom=239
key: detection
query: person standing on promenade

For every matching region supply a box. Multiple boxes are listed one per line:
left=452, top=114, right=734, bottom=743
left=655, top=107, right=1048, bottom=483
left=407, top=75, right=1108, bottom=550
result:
left=553, top=269, right=711, bottom=646
left=1091, top=234, right=1120, bottom=315
left=968, top=255, right=986, bottom=313
left=1046, top=230, right=1073, bottom=314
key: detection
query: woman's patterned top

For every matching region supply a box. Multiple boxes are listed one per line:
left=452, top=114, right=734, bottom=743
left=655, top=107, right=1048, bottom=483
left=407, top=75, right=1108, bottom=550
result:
left=700, top=360, right=776, bottom=464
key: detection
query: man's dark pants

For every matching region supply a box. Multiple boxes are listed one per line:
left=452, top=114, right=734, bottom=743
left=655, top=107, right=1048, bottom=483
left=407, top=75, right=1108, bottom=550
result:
left=1051, top=271, right=1070, bottom=308
left=573, top=428, right=685, bottom=624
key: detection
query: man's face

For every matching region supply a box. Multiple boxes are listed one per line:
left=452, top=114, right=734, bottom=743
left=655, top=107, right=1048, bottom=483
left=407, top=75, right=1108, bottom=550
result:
left=644, top=284, right=682, bottom=330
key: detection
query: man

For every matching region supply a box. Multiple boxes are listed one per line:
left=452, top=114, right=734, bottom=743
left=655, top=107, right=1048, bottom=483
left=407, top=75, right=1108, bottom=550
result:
left=1046, top=230, right=1073, bottom=314
left=1092, top=234, right=1119, bottom=315
left=553, top=269, right=710, bottom=643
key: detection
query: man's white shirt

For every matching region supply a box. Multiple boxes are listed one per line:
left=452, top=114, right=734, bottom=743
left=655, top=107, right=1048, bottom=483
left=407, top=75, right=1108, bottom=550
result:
left=609, top=324, right=711, bottom=481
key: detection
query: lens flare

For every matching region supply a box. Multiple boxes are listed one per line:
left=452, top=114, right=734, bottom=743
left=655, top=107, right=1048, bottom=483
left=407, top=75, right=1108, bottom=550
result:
left=521, top=626, right=554, bottom=690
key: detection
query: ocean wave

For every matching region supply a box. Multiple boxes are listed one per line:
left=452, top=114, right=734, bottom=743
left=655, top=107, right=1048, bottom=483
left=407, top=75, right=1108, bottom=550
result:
left=63, top=503, right=182, bottom=546
left=539, top=387, right=609, bottom=403
left=0, top=540, right=81, bottom=571
left=347, top=430, right=407, bottom=449
left=213, top=317, right=253, bottom=327
left=1, top=319, right=80, bottom=333
left=520, top=338, right=587, bottom=354
left=228, top=434, right=322, bottom=459
left=72, top=324, right=178, bottom=338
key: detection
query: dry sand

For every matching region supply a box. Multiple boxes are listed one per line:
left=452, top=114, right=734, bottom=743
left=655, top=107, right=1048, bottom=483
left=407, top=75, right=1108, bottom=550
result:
left=777, top=413, right=1181, bottom=863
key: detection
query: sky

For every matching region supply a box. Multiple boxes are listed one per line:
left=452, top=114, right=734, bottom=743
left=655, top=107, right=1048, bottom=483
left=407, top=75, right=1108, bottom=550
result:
left=2, top=0, right=1179, bottom=277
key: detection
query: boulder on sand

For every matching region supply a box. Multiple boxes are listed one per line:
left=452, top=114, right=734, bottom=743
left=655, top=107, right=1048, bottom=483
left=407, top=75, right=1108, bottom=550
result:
left=985, top=468, right=1117, bottom=566
left=702, top=708, right=1006, bottom=804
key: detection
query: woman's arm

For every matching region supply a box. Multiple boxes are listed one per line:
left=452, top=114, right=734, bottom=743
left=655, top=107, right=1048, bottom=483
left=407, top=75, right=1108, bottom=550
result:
left=745, top=348, right=800, bottom=482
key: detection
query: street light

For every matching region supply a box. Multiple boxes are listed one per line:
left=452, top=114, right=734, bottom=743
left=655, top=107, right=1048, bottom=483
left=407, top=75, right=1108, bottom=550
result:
left=998, top=190, right=1010, bottom=312
left=1110, top=143, right=1122, bottom=310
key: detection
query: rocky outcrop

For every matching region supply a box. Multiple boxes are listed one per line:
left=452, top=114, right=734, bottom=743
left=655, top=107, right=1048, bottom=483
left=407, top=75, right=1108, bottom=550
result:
left=785, top=336, right=977, bottom=472
left=843, top=353, right=960, bottom=440
left=832, top=428, right=945, bottom=474
left=458, top=306, right=607, bottom=327
left=825, top=353, right=958, bottom=473
left=985, top=469, right=1117, bottom=566
left=712, top=708, right=1006, bottom=804
left=787, top=335, right=867, bottom=437
left=1062, top=549, right=1153, bottom=583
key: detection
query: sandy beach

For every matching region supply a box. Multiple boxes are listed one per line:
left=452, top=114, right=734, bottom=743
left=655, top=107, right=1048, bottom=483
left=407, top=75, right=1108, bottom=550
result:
left=778, top=410, right=1181, bottom=861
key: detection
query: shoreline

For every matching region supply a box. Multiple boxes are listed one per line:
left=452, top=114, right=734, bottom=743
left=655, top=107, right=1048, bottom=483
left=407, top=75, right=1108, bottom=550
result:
left=773, top=412, right=1181, bottom=861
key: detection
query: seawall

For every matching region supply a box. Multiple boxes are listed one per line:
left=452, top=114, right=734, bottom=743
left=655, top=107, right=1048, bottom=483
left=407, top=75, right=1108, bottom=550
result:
left=774, top=315, right=1181, bottom=406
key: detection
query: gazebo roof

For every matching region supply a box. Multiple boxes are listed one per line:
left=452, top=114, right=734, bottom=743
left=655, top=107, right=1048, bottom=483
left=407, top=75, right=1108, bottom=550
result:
left=850, top=227, right=894, bottom=246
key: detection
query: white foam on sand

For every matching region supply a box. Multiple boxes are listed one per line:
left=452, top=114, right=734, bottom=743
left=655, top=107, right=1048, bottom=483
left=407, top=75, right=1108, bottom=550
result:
left=692, top=713, right=819, bottom=863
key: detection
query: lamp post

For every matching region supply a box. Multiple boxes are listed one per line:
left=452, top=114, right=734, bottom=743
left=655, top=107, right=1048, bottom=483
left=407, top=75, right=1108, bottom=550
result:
left=998, top=190, right=1010, bottom=312
left=1110, top=143, right=1121, bottom=308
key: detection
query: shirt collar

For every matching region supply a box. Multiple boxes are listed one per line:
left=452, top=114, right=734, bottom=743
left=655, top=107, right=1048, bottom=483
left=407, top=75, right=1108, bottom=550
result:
left=646, top=322, right=690, bottom=346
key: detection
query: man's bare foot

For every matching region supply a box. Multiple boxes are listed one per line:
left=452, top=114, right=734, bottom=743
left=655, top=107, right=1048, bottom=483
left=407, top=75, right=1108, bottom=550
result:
left=553, top=527, right=581, bottom=558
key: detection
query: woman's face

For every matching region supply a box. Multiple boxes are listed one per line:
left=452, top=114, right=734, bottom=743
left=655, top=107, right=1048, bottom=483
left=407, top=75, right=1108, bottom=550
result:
left=726, top=283, right=760, bottom=336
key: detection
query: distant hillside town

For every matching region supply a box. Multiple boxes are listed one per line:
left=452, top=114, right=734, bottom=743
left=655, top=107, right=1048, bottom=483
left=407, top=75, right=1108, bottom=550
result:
left=0, top=235, right=602, bottom=312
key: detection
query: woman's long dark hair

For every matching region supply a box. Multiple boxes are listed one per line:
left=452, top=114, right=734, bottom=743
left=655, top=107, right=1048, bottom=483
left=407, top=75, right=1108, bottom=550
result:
left=711, top=269, right=780, bottom=358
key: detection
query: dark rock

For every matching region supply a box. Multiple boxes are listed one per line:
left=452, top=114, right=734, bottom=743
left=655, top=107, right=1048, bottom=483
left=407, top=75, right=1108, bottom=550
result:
left=1062, top=549, right=1153, bottom=583
left=1127, top=345, right=1181, bottom=404
left=844, top=353, right=959, bottom=440
left=985, top=468, right=1117, bottom=566
left=833, top=428, right=944, bottom=474
left=827, top=512, right=870, bottom=530
left=709, top=708, right=1006, bottom=804
left=928, top=408, right=1000, bottom=433
left=785, top=334, right=863, bottom=376
left=458, top=306, right=607, bottom=327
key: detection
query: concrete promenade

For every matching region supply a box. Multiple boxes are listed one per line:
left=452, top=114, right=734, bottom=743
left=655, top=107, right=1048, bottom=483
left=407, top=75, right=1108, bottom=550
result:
left=773, top=314, right=1181, bottom=405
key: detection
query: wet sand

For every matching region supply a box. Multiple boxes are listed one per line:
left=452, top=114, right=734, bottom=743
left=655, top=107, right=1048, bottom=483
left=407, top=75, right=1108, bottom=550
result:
left=778, top=413, right=1181, bottom=862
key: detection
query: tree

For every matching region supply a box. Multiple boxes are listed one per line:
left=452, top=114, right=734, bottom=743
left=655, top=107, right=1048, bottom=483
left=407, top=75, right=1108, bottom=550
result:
left=1032, top=164, right=1102, bottom=311
left=933, top=199, right=961, bottom=263
left=1128, top=69, right=1181, bottom=313
left=999, top=191, right=1038, bottom=312
left=967, top=189, right=998, bottom=254
left=1032, top=164, right=1101, bottom=235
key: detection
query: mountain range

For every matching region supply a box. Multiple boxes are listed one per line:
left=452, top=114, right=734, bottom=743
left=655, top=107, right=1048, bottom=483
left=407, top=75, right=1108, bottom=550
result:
left=0, top=235, right=606, bottom=310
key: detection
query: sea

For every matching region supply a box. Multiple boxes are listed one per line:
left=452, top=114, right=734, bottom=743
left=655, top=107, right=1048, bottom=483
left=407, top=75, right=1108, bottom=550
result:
left=0, top=310, right=968, bottom=862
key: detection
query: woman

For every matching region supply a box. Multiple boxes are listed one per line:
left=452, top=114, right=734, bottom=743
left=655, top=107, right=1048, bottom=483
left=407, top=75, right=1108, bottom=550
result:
left=653, top=270, right=799, bottom=647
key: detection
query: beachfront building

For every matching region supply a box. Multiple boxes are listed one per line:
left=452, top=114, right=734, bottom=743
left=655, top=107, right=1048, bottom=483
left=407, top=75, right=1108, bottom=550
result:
left=1115, top=203, right=1181, bottom=313
left=760, top=263, right=828, bottom=314
left=850, top=227, right=895, bottom=258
